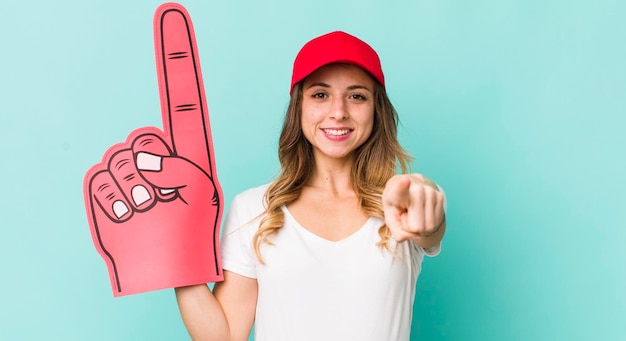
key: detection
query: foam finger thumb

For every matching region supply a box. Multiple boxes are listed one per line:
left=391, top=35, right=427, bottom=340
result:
left=136, top=153, right=213, bottom=195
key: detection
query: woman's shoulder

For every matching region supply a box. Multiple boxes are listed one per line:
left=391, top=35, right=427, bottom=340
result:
left=233, top=183, right=270, bottom=204
left=229, top=183, right=271, bottom=219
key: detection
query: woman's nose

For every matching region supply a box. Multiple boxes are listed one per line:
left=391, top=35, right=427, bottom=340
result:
left=329, top=97, right=348, bottom=120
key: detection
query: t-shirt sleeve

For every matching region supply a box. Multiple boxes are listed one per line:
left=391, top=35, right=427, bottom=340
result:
left=220, top=195, right=259, bottom=279
left=421, top=244, right=441, bottom=257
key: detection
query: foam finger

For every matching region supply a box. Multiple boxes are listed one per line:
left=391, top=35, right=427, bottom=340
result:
left=131, top=132, right=178, bottom=201
left=108, top=148, right=157, bottom=212
left=89, top=170, right=134, bottom=222
left=154, top=3, right=214, bottom=176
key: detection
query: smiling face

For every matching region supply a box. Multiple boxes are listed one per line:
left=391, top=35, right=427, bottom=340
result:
left=301, top=63, right=376, bottom=164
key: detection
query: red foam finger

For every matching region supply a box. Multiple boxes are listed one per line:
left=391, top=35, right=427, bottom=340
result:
left=108, top=149, right=157, bottom=212
left=153, top=3, right=215, bottom=177
left=82, top=3, right=225, bottom=297
left=131, top=132, right=178, bottom=201
left=131, top=131, right=173, bottom=157
left=89, top=170, right=134, bottom=223
left=84, top=127, right=225, bottom=296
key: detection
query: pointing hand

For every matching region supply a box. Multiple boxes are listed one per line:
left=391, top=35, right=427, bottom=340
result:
left=383, top=174, right=445, bottom=243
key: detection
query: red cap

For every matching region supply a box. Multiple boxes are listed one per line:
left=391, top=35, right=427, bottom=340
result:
left=290, top=31, right=385, bottom=95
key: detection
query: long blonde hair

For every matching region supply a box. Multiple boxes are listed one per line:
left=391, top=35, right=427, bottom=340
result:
left=252, top=80, right=412, bottom=262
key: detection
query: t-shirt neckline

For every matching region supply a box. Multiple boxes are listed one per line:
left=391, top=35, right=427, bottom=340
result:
left=281, top=205, right=376, bottom=245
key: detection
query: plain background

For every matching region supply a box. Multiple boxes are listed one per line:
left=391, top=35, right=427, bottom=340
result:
left=1, top=0, right=624, bottom=340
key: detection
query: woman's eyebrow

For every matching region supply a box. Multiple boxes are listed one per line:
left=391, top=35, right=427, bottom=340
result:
left=347, top=84, right=372, bottom=92
left=306, top=82, right=331, bottom=89
left=306, top=83, right=372, bottom=92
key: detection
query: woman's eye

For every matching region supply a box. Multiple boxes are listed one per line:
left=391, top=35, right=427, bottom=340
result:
left=312, top=92, right=326, bottom=99
left=350, top=94, right=367, bottom=101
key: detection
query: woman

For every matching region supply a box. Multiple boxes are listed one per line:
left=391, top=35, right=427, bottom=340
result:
left=176, top=31, right=446, bottom=341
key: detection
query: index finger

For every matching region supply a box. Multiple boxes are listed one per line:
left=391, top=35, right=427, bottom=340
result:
left=153, top=3, right=214, bottom=176
left=383, top=175, right=412, bottom=209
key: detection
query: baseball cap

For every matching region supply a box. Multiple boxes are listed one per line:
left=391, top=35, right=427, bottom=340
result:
left=290, top=31, right=385, bottom=95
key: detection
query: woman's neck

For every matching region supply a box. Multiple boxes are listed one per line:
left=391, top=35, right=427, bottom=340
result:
left=308, top=156, right=355, bottom=196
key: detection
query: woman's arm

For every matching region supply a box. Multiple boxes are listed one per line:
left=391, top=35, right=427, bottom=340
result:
left=176, top=270, right=258, bottom=341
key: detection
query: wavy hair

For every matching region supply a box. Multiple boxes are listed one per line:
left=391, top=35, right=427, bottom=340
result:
left=252, top=80, right=412, bottom=262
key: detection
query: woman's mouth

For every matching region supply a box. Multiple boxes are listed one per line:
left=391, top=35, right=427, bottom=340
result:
left=322, top=128, right=351, bottom=136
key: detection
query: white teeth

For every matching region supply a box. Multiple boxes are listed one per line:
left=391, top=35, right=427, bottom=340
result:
left=323, top=129, right=349, bottom=136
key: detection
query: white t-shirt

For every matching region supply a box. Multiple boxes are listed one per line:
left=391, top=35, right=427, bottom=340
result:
left=221, top=184, right=440, bottom=341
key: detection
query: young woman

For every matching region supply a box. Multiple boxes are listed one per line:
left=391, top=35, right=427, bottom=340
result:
left=175, top=31, right=447, bottom=341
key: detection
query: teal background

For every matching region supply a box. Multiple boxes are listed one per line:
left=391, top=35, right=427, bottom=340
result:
left=1, top=0, right=624, bottom=340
